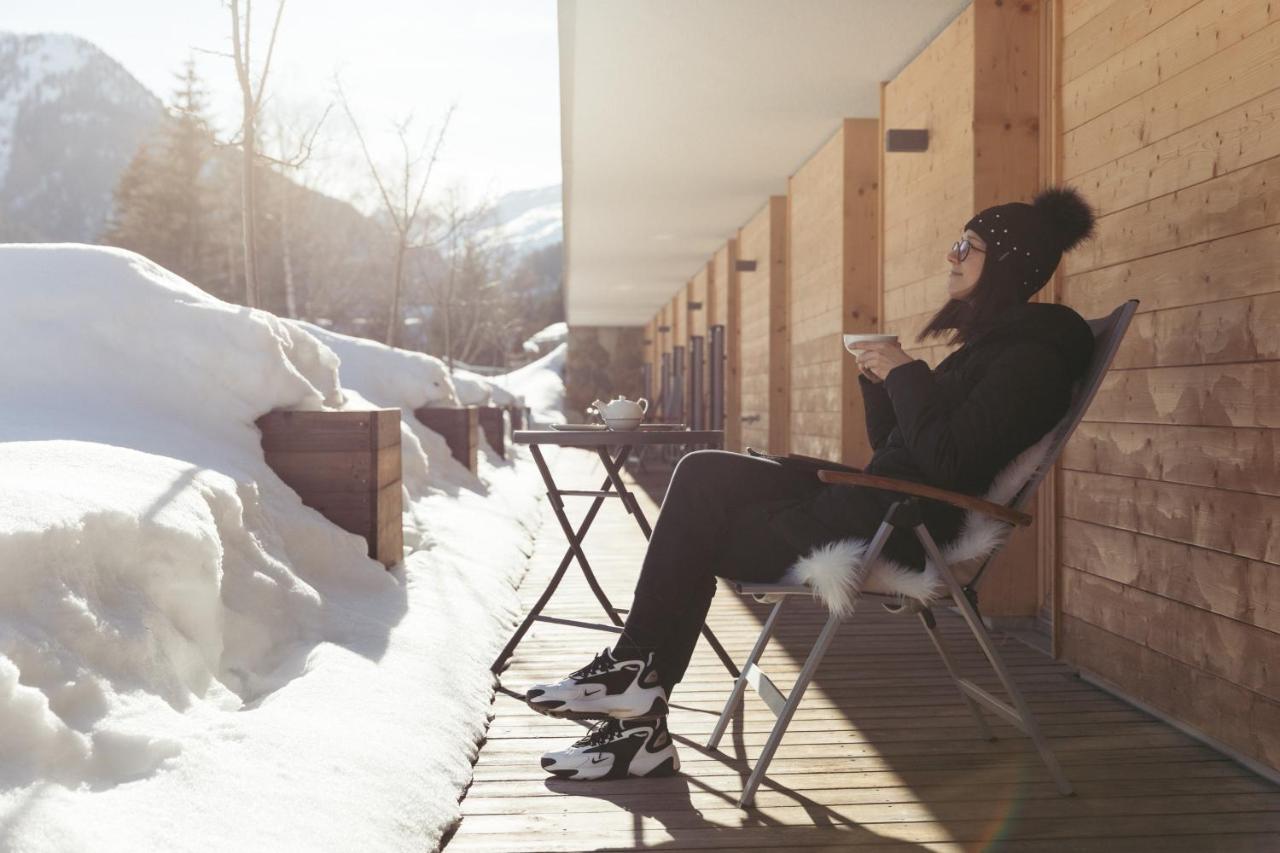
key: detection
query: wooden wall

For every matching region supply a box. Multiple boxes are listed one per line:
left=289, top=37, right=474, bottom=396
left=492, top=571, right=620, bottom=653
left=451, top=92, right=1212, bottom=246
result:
left=881, top=0, right=1042, bottom=618
left=1054, top=0, right=1280, bottom=772
left=787, top=119, right=879, bottom=464
left=737, top=197, right=789, bottom=454
left=711, top=240, right=741, bottom=450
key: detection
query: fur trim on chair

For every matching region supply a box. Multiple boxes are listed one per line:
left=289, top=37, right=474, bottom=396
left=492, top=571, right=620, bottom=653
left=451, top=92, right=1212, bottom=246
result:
left=780, top=431, right=1056, bottom=617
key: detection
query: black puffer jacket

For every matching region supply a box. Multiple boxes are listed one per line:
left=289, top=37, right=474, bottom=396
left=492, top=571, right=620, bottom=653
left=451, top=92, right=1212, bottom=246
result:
left=777, top=301, right=1095, bottom=571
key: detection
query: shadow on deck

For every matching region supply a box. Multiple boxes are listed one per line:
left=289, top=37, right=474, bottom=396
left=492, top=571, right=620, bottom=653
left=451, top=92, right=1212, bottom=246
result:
left=448, top=449, right=1280, bottom=852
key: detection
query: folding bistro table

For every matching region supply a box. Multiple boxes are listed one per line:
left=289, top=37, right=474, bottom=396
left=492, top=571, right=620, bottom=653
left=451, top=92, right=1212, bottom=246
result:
left=491, top=426, right=740, bottom=678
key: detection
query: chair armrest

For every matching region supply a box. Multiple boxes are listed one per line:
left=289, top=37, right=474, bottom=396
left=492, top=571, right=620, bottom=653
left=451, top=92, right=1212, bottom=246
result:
left=816, top=469, right=1032, bottom=528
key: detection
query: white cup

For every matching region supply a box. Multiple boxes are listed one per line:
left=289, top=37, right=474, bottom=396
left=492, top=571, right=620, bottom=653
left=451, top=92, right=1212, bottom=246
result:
left=843, top=333, right=899, bottom=355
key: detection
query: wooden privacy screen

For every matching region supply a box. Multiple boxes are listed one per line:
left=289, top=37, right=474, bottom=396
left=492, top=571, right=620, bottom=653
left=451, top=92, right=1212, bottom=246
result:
left=710, top=239, right=740, bottom=450
left=880, top=0, right=1041, bottom=618
left=258, top=408, right=403, bottom=568
left=787, top=119, right=879, bottom=465
left=1053, top=0, right=1280, bottom=772
left=736, top=197, right=789, bottom=454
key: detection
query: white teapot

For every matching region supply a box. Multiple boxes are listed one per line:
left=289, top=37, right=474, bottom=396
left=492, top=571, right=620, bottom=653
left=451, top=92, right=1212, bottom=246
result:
left=592, top=395, right=649, bottom=430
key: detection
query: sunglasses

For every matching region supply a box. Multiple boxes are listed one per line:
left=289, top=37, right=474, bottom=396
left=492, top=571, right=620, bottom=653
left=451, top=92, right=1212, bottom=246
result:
left=951, top=238, right=987, bottom=262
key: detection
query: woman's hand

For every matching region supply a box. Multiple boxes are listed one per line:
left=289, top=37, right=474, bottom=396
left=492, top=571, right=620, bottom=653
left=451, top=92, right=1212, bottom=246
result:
left=855, top=341, right=916, bottom=383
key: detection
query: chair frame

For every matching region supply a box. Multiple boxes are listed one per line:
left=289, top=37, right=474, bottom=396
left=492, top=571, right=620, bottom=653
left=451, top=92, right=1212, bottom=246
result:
left=707, top=299, right=1139, bottom=809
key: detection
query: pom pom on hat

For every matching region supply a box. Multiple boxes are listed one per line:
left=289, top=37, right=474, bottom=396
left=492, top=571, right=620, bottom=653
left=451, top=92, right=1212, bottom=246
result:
left=1032, top=186, right=1095, bottom=253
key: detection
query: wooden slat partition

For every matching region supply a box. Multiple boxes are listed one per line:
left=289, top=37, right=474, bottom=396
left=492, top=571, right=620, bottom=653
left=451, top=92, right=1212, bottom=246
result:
left=258, top=408, right=403, bottom=568
left=785, top=119, right=879, bottom=465
left=881, top=0, right=1042, bottom=618
left=1055, top=0, right=1280, bottom=774
left=736, top=197, right=789, bottom=454
left=710, top=240, right=741, bottom=450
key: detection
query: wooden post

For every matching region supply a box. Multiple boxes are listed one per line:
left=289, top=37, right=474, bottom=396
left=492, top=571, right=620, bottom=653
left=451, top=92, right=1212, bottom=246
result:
left=414, top=405, right=479, bottom=473
left=257, top=409, right=403, bottom=568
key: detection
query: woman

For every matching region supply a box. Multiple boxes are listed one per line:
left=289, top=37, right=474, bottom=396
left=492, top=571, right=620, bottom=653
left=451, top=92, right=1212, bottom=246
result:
left=525, top=186, right=1098, bottom=781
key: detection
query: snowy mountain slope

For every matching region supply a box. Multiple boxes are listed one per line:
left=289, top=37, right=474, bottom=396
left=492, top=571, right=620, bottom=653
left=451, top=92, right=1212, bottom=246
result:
left=475, top=183, right=562, bottom=257
left=0, top=33, right=163, bottom=242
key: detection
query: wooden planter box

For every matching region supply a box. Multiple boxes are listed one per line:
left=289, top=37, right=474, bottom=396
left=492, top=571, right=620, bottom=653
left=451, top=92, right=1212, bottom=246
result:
left=413, top=405, right=479, bottom=473
left=508, top=405, right=524, bottom=431
left=477, top=406, right=507, bottom=459
left=257, top=408, right=403, bottom=568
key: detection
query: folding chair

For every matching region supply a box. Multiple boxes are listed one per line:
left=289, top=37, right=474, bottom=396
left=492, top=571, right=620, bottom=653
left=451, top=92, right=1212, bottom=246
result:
left=708, top=299, right=1139, bottom=808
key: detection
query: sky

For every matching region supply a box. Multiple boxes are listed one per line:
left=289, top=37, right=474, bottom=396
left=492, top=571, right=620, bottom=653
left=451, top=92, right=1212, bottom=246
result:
left=5, top=0, right=562, bottom=208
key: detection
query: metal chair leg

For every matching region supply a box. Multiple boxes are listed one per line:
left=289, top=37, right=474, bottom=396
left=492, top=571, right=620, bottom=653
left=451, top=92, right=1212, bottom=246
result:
left=917, top=608, right=995, bottom=742
left=707, top=597, right=786, bottom=751
left=914, top=523, right=1074, bottom=796
left=739, top=610, right=843, bottom=808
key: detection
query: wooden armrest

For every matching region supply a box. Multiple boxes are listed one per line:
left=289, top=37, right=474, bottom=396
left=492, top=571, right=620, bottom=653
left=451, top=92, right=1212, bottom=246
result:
left=816, top=469, right=1032, bottom=527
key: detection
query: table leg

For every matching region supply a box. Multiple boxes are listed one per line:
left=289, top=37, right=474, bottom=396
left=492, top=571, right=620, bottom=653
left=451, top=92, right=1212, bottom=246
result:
left=491, top=448, right=625, bottom=673
left=595, top=445, right=740, bottom=679
left=530, top=445, right=626, bottom=625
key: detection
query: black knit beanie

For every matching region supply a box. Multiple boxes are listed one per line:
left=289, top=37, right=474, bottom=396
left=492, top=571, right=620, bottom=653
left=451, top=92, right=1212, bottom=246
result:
left=963, top=186, right=1096, bottom=299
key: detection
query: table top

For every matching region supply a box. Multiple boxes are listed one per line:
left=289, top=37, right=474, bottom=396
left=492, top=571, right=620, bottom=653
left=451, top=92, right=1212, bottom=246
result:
left=514, top=428, right=724, bottom=447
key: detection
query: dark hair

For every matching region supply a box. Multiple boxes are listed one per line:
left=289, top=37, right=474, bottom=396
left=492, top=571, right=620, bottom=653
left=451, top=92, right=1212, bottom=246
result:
left=916, top=265, right=1027, bottom=347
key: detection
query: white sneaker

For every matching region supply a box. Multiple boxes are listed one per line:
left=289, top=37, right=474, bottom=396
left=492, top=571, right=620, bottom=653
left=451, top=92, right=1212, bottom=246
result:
left=541, top=716, right=680, bottom=780
left=524, top=648, right=668, bottom=720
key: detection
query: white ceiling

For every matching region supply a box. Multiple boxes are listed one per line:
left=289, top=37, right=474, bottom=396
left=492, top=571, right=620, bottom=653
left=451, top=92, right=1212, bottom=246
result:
left=559, top=0, right=971, bottom=326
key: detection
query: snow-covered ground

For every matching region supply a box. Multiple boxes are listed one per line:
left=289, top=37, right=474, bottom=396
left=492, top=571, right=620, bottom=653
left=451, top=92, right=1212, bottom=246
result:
left=0, top=245, right=566, bottom=851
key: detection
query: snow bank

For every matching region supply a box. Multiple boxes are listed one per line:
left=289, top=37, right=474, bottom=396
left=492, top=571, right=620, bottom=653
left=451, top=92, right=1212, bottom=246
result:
left=500, top=342, right=566, bottom=425
left=0, top=245, right=548, bottom=851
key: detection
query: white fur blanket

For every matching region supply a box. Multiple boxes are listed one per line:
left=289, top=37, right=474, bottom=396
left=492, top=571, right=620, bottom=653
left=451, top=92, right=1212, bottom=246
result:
left=779, top=431, right=1056, bottom=616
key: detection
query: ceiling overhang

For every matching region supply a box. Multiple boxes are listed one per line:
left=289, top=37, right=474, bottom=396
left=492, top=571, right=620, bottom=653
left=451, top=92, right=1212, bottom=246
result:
left=559, top=0, right=971, bottom=326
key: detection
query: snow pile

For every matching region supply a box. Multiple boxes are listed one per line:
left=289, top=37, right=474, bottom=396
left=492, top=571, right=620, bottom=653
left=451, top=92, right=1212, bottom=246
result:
left=521, top=320, right=567, bottom=354
left=500, top=342, right=566, bottom=425
left=0, top=245, right=550, bottom=852
left=452, top=367, right=522, bottom=409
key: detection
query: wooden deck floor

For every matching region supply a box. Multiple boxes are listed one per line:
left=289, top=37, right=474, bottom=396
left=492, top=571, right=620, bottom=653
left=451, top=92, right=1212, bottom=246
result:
left=447, top=448, right=1280, bottom=852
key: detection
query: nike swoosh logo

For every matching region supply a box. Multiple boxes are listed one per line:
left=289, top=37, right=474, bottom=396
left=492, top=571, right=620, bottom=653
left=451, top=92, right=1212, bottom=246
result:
left=590, top=755, right=609, bottom=764
left=582, top=687, right=602, bottom=697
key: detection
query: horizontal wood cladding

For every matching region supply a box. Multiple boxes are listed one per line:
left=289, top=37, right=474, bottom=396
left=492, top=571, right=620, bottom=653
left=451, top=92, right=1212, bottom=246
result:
left=1063, top=17, right=1280, bottom=179
left=1064, top=153, right=1280, bottom=277
left=1058, top=0, right=1280, bottom=771
left=1063, top=421, right=1279, bottom=498
left=1086, top=362, right=1280, bottom=428
left=689, top=264, right=710, bottom=339
left=1061, top=517, right=1280, bottom=634
left=1062, top=224, right=1280, bottom=319
left=1063, top=566, right=1280, bottom=702
left=787, top=120, right=878, bottom=464
left=737, top=198, right=787, bottom=454
left=257, top=408, right=403, bottom=568
left=1061, top=615, right=1280, bottom=769
left=1063, top=1, right=1277, bottom=130
left=414, top=405, right=479, bottom=473
left=712, top=240, right=740, bottom=450
left=1062, top=467, right=1280, bottom=568
left=882, top=3, right=975, bottom=363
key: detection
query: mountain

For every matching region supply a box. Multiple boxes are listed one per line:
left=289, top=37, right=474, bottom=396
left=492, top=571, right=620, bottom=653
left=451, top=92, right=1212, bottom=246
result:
left=477, top=183, right=562, bottom=258
left=0, top=33, right=164, bottom=242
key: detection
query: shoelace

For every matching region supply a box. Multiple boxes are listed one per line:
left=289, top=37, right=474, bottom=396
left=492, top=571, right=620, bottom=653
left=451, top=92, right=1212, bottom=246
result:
left=569, top=650, right=613, bottom=680
left=576, top=719, right=625, bottom=748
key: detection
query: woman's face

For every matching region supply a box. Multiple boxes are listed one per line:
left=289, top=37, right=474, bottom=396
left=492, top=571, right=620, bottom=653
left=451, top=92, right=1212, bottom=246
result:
left=946, top=229, right=986, bottom=301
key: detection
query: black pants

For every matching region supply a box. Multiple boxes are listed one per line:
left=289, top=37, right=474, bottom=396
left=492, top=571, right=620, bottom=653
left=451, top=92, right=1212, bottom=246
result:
left=616, top=450, right=889, bottom=692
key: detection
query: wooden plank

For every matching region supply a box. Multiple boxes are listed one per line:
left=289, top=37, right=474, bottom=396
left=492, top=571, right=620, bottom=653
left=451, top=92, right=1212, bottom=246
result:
left=258, top=409, right=388, bottom=452
left=1061, top=224, right=1280, bottom=321
left=1062, top=567, right=1280, bottom=701
left=1061, top=0, right=1118, bottom=38
left=1064, top=152, right=1280, bottom=276
left=1062, top=469, right=1280, bottom=565
left=1060, top=516, right=1280, bottom=634
left=1084, top=362, right=1280, bottom=429
left=413, top=405, right=478, bottom=472
left=1069, top=57, right=1280, bottom=219
left=261, top=448, right=381, bottom=492
left=1062, top=615, right=1280, bottom=770
left=720, top=239, right=742, bottom=452
left=689, top=262, right=710, bottom=340
left=1062, top=421, right=1280, bottom=498
left=1060, top=0, right=1201, bottom=89
left=1062, top=19, right=1280, bottom=179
